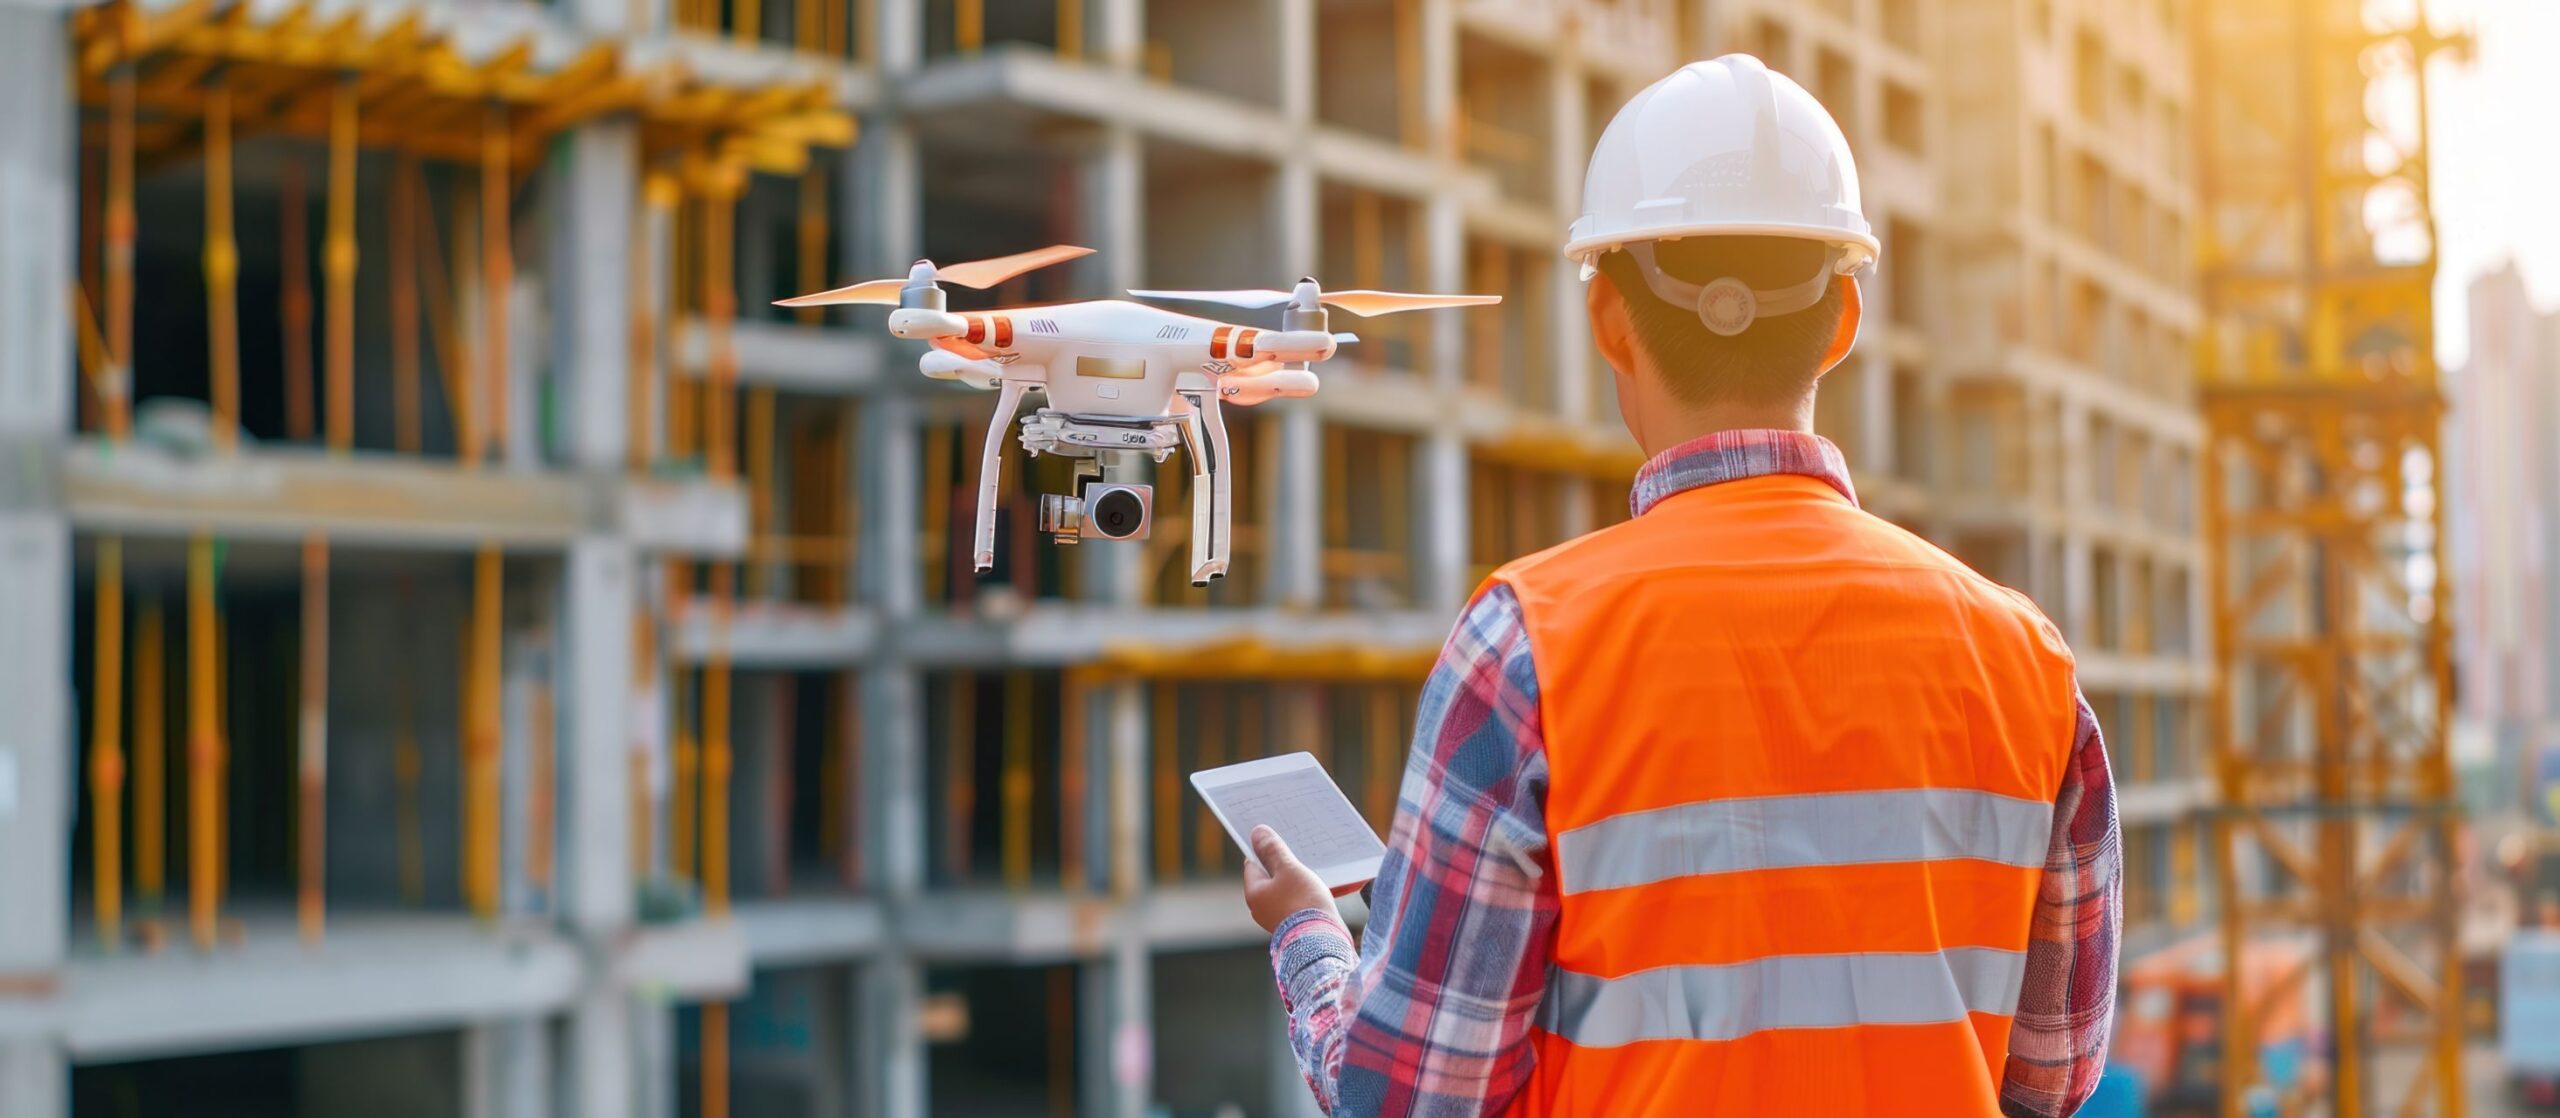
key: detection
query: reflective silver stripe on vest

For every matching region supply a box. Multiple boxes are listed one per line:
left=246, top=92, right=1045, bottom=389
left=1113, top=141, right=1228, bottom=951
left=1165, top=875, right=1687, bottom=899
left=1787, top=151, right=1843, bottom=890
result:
left=1554, top=788, right=2054, bottom=895
left=1538, top=948, right=2030, bottom=1047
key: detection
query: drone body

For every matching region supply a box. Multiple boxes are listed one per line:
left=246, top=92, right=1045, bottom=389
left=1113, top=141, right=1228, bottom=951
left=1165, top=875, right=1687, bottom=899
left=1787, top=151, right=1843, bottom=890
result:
left=780, top=246, right=1497, bottom=586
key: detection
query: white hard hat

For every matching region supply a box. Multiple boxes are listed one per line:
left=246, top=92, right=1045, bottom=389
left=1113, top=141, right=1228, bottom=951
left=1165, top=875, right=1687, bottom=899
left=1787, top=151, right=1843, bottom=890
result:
left=1566, top=55, right=1878, bottom=335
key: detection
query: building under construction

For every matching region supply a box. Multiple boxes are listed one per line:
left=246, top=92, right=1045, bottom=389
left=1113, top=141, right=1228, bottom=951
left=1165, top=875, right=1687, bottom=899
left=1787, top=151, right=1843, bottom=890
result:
left=0, top=0, right=2223, bottom=1112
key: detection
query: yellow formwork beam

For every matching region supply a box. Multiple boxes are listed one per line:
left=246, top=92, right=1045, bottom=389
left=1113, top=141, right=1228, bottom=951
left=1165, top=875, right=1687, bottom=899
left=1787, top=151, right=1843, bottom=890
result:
left=703, top=564, right=733, bottom=917
left=134, top=600, right=165, bottom=912
left=297, top=536, right=328, bottom=943
left=185, top=536, right=219, bottom=951
left=204, top=76, right=239, bottom=453
left=324, top=79, right=358, bottom=453
left=1003, top=672, right=1033, bottom=890
left=89, top=539, right=125, bottom=950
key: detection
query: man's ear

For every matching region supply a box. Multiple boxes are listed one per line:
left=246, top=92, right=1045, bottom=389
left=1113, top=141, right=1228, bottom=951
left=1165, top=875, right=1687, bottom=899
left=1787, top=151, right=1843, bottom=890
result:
left=1586, top=271, right=1641, bottom=380
left=1817, top=275, right=1861, bottom=375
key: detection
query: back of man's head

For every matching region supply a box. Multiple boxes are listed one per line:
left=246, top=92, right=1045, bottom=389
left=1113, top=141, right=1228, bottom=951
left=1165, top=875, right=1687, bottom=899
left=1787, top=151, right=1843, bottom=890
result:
left=1595, top=236, right=1848, bottom=408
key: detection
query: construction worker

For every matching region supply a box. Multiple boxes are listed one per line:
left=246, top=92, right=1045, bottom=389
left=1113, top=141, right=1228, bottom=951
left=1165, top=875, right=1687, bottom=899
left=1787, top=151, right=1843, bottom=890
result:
left=1241, top=55, right=2121, bottom=1116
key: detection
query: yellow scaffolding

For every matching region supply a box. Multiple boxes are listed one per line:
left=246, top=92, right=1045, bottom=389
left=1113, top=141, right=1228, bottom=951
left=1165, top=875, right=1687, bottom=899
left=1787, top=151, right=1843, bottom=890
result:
left=2193, top=0, right=2470, bottom=1113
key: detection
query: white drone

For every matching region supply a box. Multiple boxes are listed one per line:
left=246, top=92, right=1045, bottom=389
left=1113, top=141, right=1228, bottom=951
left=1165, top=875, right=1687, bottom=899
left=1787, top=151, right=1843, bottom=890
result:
left=778, top=245, right=1499, bottom=586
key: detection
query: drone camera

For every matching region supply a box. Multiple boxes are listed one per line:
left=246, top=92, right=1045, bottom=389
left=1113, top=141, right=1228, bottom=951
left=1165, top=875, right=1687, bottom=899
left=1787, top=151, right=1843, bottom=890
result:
left=1039, top=483, right=1153, bottom=543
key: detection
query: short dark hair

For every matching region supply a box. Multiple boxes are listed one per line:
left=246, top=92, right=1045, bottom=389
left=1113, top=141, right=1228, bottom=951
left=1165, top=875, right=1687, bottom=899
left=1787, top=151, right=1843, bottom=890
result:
left=1595, top=236, right=1848, bottom=407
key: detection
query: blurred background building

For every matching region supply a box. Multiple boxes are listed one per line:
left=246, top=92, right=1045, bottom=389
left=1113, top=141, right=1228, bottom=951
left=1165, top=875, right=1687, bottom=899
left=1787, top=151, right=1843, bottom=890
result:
left=0, top=0, right=2430, bottom=1109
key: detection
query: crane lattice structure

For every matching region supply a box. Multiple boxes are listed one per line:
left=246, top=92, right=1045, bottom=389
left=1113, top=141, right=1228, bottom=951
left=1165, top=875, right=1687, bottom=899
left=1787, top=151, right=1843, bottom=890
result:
left=2193, top=0, right=2470, bottom=1113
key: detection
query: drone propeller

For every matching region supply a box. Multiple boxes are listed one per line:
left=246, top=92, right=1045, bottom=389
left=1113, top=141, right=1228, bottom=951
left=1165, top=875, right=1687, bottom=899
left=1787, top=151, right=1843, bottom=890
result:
left=1128, top=286, right=1500, bottom=316
left=777, top=244, right=1095, bottom=307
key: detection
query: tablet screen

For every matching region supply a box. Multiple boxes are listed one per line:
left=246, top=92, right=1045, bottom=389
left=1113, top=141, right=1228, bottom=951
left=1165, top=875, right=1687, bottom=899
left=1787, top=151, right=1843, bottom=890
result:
left=1191, top=753, right=1386, bottom=886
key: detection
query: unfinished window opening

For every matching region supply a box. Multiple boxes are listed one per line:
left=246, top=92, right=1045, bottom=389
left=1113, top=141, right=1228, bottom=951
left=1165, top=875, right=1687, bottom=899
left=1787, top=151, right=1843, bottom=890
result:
left=1949, top=383, right=2026, bottom=498
left=923, top=964, right=1085, bottom=1117
left=1891, top=367, right=1928, bottom=482
left=924, top=0, right=1067, bottom=58
left=717, top=671, right=861, bottom=898
left=1883, top=83, right=1925, bottom=157
left=918, top=144, right=1086, bottom=313
left=737, top=168, right=846, bottom=327
left=1885, top=217, right=1925, bottom=328
left=916, top=401, right=1089, bottom=611
left=1589, top=476, right=1634, bottom=529
left=1154, top=948, right=1286, bottom=1112
left=717, top=391, right=859, bottom=610
left=1467, top=456, right=1574, bottom=584
left=1465, top=237, right=1557, bottom=408
left=1951, top=531, right=2027, bottom=588
left=74, top=1029, right=466, bottom=1116
left=1749, top=16, right=1795, bottom=70
left=1584, top=76, right=1621, bottom=169
left=2092, top=547, right=2122, bottom=650
left=1813, top=48, right=1856, bottom=138
left=1315, top=0, right=1422, bottom=144
left=1142, top=143, right=1279, bottom=293
left=1321, top=425, right=1420, bottom=610
left=1318, top=184, right=1432, bottom=375
left=1459, top=35, right=1555, bottom=205
left=70, top=539, right=553, bottom=953
left=679, top=964, right=859, bottom=1116
left=1813, top=359, right=1863, bottom=464
left=674, top=0, right=867, bottom=58
left=2076, top=32, right=2106, bottom=120
left=1146, top=409, right=1271, bottom=606
left=1323, top=682, right=1417, bottom=828
left=925, top=671, right=1090, bottom=890
left=1149, top=680, right=1283, bottom=882
left=88, top=139, right=516, bottom=460
left=1144, top=0, right=1283, bottom=105
left=2089, top=416, right=2119, bottom=508
left=1883, top=0, right=1921, bottom=50
left=2127, top=556, right=2156, bottom=655
left=2068, top=277, right=2105, bottom=365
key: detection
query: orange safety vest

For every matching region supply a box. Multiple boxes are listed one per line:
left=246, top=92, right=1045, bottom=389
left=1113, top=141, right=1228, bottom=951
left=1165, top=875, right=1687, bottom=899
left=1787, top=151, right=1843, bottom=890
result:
left=1495, top=473, right=2081, bottom=1115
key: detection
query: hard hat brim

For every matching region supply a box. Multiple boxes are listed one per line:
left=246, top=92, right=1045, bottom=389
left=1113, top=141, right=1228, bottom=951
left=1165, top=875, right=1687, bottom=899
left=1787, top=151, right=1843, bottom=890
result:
left=1564, top=222, right=1881, bottom=274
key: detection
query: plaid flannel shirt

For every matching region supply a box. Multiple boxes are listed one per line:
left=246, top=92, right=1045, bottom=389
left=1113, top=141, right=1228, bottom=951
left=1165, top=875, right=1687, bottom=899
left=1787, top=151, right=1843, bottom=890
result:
left=1269, top=428, right=2122, bottom=1118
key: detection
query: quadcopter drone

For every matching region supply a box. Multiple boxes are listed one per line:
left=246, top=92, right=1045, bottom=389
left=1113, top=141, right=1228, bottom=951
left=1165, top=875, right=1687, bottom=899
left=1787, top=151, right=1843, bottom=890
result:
left=778, top=245, right=1499, bottom=586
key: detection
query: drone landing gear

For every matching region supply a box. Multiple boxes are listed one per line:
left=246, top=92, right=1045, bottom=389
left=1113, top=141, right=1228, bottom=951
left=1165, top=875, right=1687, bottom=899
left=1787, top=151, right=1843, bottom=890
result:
left=973, top=379, right=1030, bottom=571
left=1176, top=389, right=1233, bottom=587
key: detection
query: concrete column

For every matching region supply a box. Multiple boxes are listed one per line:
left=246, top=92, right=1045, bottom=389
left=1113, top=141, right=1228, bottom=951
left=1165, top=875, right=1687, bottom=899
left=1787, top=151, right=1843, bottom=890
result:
left=560, top=538, right=635, bottom=1118
left=1080, top=939, right=1153, bottom=1118
left=563, top=987, right=632, bottom=1118
left=861, top=666, right=925, bottom=896
left=1276, top=0, right=1315, bottom=125
left=1095, top=0, right=1145, bottom=72
left=855, top=958, right=926, bottom=1118
left=1106, top=681, right=1149, bottom=897
left=846, top=128, right=918, bottom=281
left=562, top=541, right=635, bottom=931
left=1547, top=61, right=1592, bottom=425
left=0, top=6, right=73, bottom=443
left=0, top=515, right=66, bottom=977
left=1271, top=405, right=1322, bottom=608
left=1418, top=431, right=1469, bottom=613
left=1078, top=127, right=1147, bottom=605
left=1268, top=996, right=1321, bottom=1118
left=874, top=0, right=923, bottom=72
left=632, top=1001, right=677, bottom=1118
left=0, top=11, right=73, bottom=1009
left=1423, top=199, right=1466, bottom=394
left=466, top=1019, right=552, bottom=1118
left=0, top=1043, right=63, bottom=1118
left=1417, top=0, right=1458, bottom=159
left=551, top=123, right=636, bottom=473
left=862, top=393, right=921, bottom=617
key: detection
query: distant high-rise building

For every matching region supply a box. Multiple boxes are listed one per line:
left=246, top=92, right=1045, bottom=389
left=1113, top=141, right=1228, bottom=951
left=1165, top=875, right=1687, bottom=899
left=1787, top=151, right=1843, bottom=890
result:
left=2450, top=263, right=2560, bottom=819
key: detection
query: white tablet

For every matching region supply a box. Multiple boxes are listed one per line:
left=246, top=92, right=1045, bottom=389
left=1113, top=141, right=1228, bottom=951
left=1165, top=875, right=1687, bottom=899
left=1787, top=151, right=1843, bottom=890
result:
left=1190, top=752, right=1387, bottom=890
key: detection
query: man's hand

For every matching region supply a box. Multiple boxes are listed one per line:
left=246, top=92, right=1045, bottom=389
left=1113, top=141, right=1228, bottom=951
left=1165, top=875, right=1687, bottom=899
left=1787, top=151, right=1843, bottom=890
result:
left=1242, top=826, right=1359, bottom=933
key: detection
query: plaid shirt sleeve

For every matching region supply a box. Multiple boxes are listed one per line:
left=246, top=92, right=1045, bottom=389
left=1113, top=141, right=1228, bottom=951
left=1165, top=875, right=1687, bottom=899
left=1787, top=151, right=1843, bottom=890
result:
left=2000, top=688, right=2124, bottom=1118
left=1268, top=582, right=1556, bottom=1118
